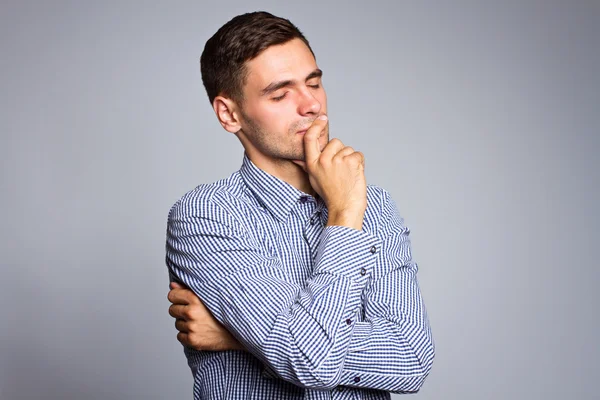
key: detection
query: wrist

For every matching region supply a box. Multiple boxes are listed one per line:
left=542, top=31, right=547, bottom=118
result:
left=326, top=208, right=365, bottom=231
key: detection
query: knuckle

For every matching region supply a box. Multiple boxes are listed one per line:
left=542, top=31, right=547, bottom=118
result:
left=189, top=296, right=200, bottom=305
left=350, top=154, right=362, bottom=166
left=182, top=308, right=194, bottom=320
left=330, top=138, right=344, bottom=149
left=176, top=332, right=186, bottom=344
left=189, top=336, right=202, bottom=350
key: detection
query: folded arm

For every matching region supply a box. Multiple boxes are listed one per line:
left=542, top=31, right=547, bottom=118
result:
left=166, top=189, right=434, bottom=392
left=166, top=196, right=379, bottom=389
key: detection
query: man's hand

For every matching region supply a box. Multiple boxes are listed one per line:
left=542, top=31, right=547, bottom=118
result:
left=167, top=282, right=245, bottom=351
left=300, top=115, right=367, bottom=230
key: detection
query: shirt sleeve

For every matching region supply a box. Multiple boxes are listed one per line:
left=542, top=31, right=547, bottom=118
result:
left=338, top=190, right=435, bottom=393
left=165, top=194, right=381, bottom=390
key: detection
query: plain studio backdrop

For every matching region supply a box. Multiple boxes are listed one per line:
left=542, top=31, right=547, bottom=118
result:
left=1, top=1, right=598, bottom=399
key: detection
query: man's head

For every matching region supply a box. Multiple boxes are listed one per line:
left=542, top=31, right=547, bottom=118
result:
left=201, top=11, right=314, bottom=105
left=200, top=11, right=329, bottom=168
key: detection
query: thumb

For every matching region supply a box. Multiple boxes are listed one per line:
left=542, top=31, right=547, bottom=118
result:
left=304, top=114, right=327, bottom=164
left=170, top=281, right=185, bottom=289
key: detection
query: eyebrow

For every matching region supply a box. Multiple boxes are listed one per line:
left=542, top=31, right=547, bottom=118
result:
left=261, top=69, right=323, bottom=96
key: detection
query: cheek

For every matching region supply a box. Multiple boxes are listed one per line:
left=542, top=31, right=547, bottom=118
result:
left=261, top=113, right=292, bottom=136
left=245, top=103, right=284, bottom=131
left=262, top=104, right=296, bottom=133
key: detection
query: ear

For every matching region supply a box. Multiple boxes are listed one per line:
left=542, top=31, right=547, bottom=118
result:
left=213, top=96, right=242, bottom=133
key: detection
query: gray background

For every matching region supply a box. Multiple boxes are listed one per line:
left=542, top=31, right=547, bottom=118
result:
left=1, top=1, right=598, bottom=399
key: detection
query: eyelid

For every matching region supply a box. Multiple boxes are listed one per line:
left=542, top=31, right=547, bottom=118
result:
left=272, top=92, right=287, bottom=101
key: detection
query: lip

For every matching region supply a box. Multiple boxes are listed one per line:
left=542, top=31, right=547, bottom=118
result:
left=296, top=129, right=308, bottom=135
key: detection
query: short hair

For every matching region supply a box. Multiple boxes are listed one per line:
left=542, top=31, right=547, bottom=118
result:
left=200, top=11, right=315, bottom=105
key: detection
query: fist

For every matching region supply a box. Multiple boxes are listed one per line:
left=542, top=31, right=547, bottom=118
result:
left=167, top=282, right=244, bottom=352
left=301, top=115, right=367, bottom=229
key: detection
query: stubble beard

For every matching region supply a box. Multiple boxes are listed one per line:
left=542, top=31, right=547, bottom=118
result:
left=242, top=113, right=324, bottom=162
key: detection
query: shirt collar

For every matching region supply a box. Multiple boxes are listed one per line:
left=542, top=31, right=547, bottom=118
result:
left=240, top=153, right=311, bottom=222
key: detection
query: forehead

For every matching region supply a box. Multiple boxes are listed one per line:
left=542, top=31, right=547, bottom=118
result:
left=244, top=38, right=318, bottom=91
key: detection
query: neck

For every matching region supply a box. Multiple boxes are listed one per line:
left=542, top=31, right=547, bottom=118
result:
left=246, top=153, right=317, bottom=197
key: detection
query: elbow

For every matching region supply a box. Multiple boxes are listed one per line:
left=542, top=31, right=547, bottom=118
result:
left=407, top=363, right=434, bottom=393
left=293, top=361, right=345, bottom=390
left=271, top=354, right=345, bottom=390
left=399, top=337, right=435, bottom=393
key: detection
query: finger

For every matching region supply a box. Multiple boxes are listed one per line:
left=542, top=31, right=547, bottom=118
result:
left=347, top=151, right=365, bottom=167
left=167, top=287, right=199, bottom=305
left=168, top=304, right=188, bottom=319
left=169, top=281, right=185, bottom=290
left=320, top=138, right=345, bottom=161
left=333, top=146, right=355, bottom=159
left=355, top=151, right=365, bottom=165
left=175, top=318, right=190, bottom=333
left=177, top=332, right=192, bottom=347
left=304, top=114, right=328, bottom=164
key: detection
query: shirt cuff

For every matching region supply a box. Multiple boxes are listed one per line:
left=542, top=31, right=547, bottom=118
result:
left=347, top=321, right=372, bottom=353
left=313, top=226, right=382, bottom=279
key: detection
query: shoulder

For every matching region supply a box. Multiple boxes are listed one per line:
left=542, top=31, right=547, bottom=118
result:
left=167, top=172, right=248, bottom=229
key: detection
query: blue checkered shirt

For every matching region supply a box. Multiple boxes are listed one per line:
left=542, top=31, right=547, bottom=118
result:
left=166, top=154, right=434, bottom=399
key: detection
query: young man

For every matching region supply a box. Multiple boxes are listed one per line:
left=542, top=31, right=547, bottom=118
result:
left=165, top=11, right=434, bottom=399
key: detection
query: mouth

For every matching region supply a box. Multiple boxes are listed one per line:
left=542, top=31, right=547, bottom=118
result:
left=296, top=129, right=308, bottom=135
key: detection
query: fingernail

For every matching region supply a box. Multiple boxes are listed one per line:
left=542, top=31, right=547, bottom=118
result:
left=318, top=114, right=328, bottom=121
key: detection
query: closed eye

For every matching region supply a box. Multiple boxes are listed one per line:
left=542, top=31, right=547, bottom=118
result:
left=272, top=92, right=288, bottom=101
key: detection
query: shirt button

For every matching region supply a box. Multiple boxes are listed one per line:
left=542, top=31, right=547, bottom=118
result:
left=370, top=246, right=377, bottom=254
left=299, top=196, right=308, bottom=204
left=337, top=386, right=344, bottom=391
left=354, top=376, right=361, bottom=383
left=346, top=319, right=352, bottom=325
left=360, top=268, right=366, bottom=276
left=310, top=217, right=316, bottom=225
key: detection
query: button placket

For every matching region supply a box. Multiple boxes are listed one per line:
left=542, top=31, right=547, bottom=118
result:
left=310, top=211, right=321, bottom=225
left=303, top=207, right=322, bottom=262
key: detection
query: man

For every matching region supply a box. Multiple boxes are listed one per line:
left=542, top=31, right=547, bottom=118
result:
left=165, top=11, right=434, bottom=399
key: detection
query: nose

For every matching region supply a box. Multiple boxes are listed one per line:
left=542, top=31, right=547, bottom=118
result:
left=297, top=89, right=321, bottom=116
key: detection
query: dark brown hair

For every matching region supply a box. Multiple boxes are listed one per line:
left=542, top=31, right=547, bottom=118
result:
left=200, top=11, right=314, bottom=104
